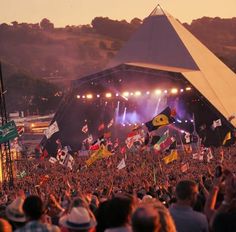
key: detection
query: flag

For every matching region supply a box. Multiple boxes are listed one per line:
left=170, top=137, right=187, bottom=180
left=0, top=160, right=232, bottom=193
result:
left=83, top=134, right=93, bottom=144
left=154, top=130, right=175, bottom=152
left=223, top=132, right=231, bottom=145
left=49, top=157, right=57, bottom=164
left=117, top=158, right=126, bottom=170
left=86, top=145, right=112, bottom=166
left=89, top=136, right=105, bottom=151
left=82, top=124, right=88, bottom=133
left=56, top=148, right=68, bottom=165
left=0, top=121, right=18, bottom=144
left=163, top=150, right=178, bottom=164
left=192, top=153, right=204, bottom=161
left=183, top=132, right=191, bottom=144
left=212, top=119, right=222, bottom=129
left=145, top=107, right=175, bottom=132
left=107, top=119, right=114, bottom=128
left=181, top=163, right=189, bottom=173
left=65, top=154, right=74, bottom=170
left=17, top=127, right=24, bottom=137
left=78, top=150, right=90, bottom=157
left=98, top=123, right=105, bottom=131
left=101, top=145, right=113, bottom=158
left=44, top=121, right=59, bottom=139
left=206, top=148, right=213, bottom=163
left=17, top=170, right=27, bottom=179
left=125, top=131, right=144, bottom=149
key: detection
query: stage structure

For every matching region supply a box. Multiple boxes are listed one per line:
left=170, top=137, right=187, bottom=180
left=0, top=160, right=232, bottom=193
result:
left=42, top=5, right=236, bottom=154
left=0, top=62, right=14, bottom=186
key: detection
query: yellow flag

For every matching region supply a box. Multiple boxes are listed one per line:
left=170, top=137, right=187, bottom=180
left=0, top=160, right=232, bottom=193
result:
left=223, top=132, right=231, bottom=145
left=85, top=145, right=112, bottom=166
left=101, top=145, right=113, bottom=158
left=163, top=150, right=178, bottom=164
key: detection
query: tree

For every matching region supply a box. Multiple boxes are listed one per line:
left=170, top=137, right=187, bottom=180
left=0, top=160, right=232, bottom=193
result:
left=40, top=18, right=54, bottom=31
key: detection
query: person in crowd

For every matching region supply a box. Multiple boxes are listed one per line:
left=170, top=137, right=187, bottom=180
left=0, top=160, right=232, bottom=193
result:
left=132, top=200, right=176, bottom=232
left=104, top=195, right=135, bottom=232
left=169, top=180, right=208, bottom=232
left=15, top=195, right=60, bottom=232
left=59, top=207, right=96, bottom=232
left=0, top=218, right=12, bottom=232
left=205, top=170, right=236, bottom=232
left=5, top=197, right=26, bottom=230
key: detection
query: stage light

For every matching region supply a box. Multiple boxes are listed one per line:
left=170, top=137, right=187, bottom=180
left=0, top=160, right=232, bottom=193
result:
left=190, top=119, right=194, bottom=122
left=141, top=123, right=144, bottom=126
left=86, top=94, right=93, bottom=99
left=164, top=90, right=168, bottom=94
left=146, top=91, right=150, bottom=95
left=31, top=123, right=35, bottom=128
left=177, top=119, right=182, bottom=123
left=155, top=89, right=162, bottom=95
left=116, top=93, right=119, bottom=97
left=105, top=93, right=112, bottom=98
left=186, top=87, right=191, bottom=91
left=129, top=123, right=132, bottom=126
left=185, top=120, right=188, bottom=123
left=123, top=92, right=129, bottom=97
left=180, top=89, right=184, bottom=92
left=122, top=123, right=126, bottom=127
left=181, top=130, right=185, bottom=133
left=134, top=91, right=141, bottom=96
left=97, top=94, right=100, bottom=98
left=171, top=88, right=178, bottom=94
left=130, top=92, right=134, bottom=96
left=82, top=95, right=86, bottom=99
left=76, top=95, right=80, bottom=99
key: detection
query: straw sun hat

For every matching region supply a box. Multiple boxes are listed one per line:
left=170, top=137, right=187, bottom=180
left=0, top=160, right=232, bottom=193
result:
left=59, top=207, right=96, bottom=230
left=6, top=197, right=26, bottom=223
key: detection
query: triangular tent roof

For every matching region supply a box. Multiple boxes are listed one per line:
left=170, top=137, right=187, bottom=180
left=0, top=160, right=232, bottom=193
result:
left=108, top=5, right=236, bottom=127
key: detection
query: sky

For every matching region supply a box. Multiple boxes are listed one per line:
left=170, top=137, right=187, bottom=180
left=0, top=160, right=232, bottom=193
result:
left=1, top=0, right=236, bottom=27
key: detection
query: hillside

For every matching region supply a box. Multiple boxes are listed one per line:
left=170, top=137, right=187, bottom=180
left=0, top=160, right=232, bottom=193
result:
left=0, top=16, right=236, bottom=113
left=1, top=17, right=236, bottom=86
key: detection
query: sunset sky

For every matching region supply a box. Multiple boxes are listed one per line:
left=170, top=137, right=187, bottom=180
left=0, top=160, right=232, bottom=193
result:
left=1, top=0, right=236, bottom=27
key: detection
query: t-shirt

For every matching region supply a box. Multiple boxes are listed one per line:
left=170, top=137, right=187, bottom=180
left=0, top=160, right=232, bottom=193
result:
left=169, top=204, right=208, bottom=232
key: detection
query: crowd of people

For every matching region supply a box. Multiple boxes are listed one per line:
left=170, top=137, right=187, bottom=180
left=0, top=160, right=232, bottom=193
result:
left=0, top=141, right=236, bottom=232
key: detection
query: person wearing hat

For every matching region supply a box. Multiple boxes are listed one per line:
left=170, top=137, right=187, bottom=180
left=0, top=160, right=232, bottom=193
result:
left=59, top=207, right=97, bottom=232
left=15, top=195, right=60, bottom=232
left=5, top=197, right=26, bottom=230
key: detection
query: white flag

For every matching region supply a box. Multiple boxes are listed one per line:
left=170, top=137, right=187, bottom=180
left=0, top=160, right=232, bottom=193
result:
left=82, top=124, right=88, bottom=133
left=117, top=158, right=126, bottom=170
left=206, top=148, right=214, bottom=163
left=44, top=121, right=59, bottom=139
left=65, top=154, right=74, bottom=170
left=49, top=157, right=57, bottom=164
left=192, top=153, right=203, bottom=161
left=107, top=119, right=114, bottom=128
left=212, top=119, right=222, bottom=129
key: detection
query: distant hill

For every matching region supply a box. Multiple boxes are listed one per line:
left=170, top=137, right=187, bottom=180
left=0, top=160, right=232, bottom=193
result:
left=0, top=16, right=236, bottom=113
